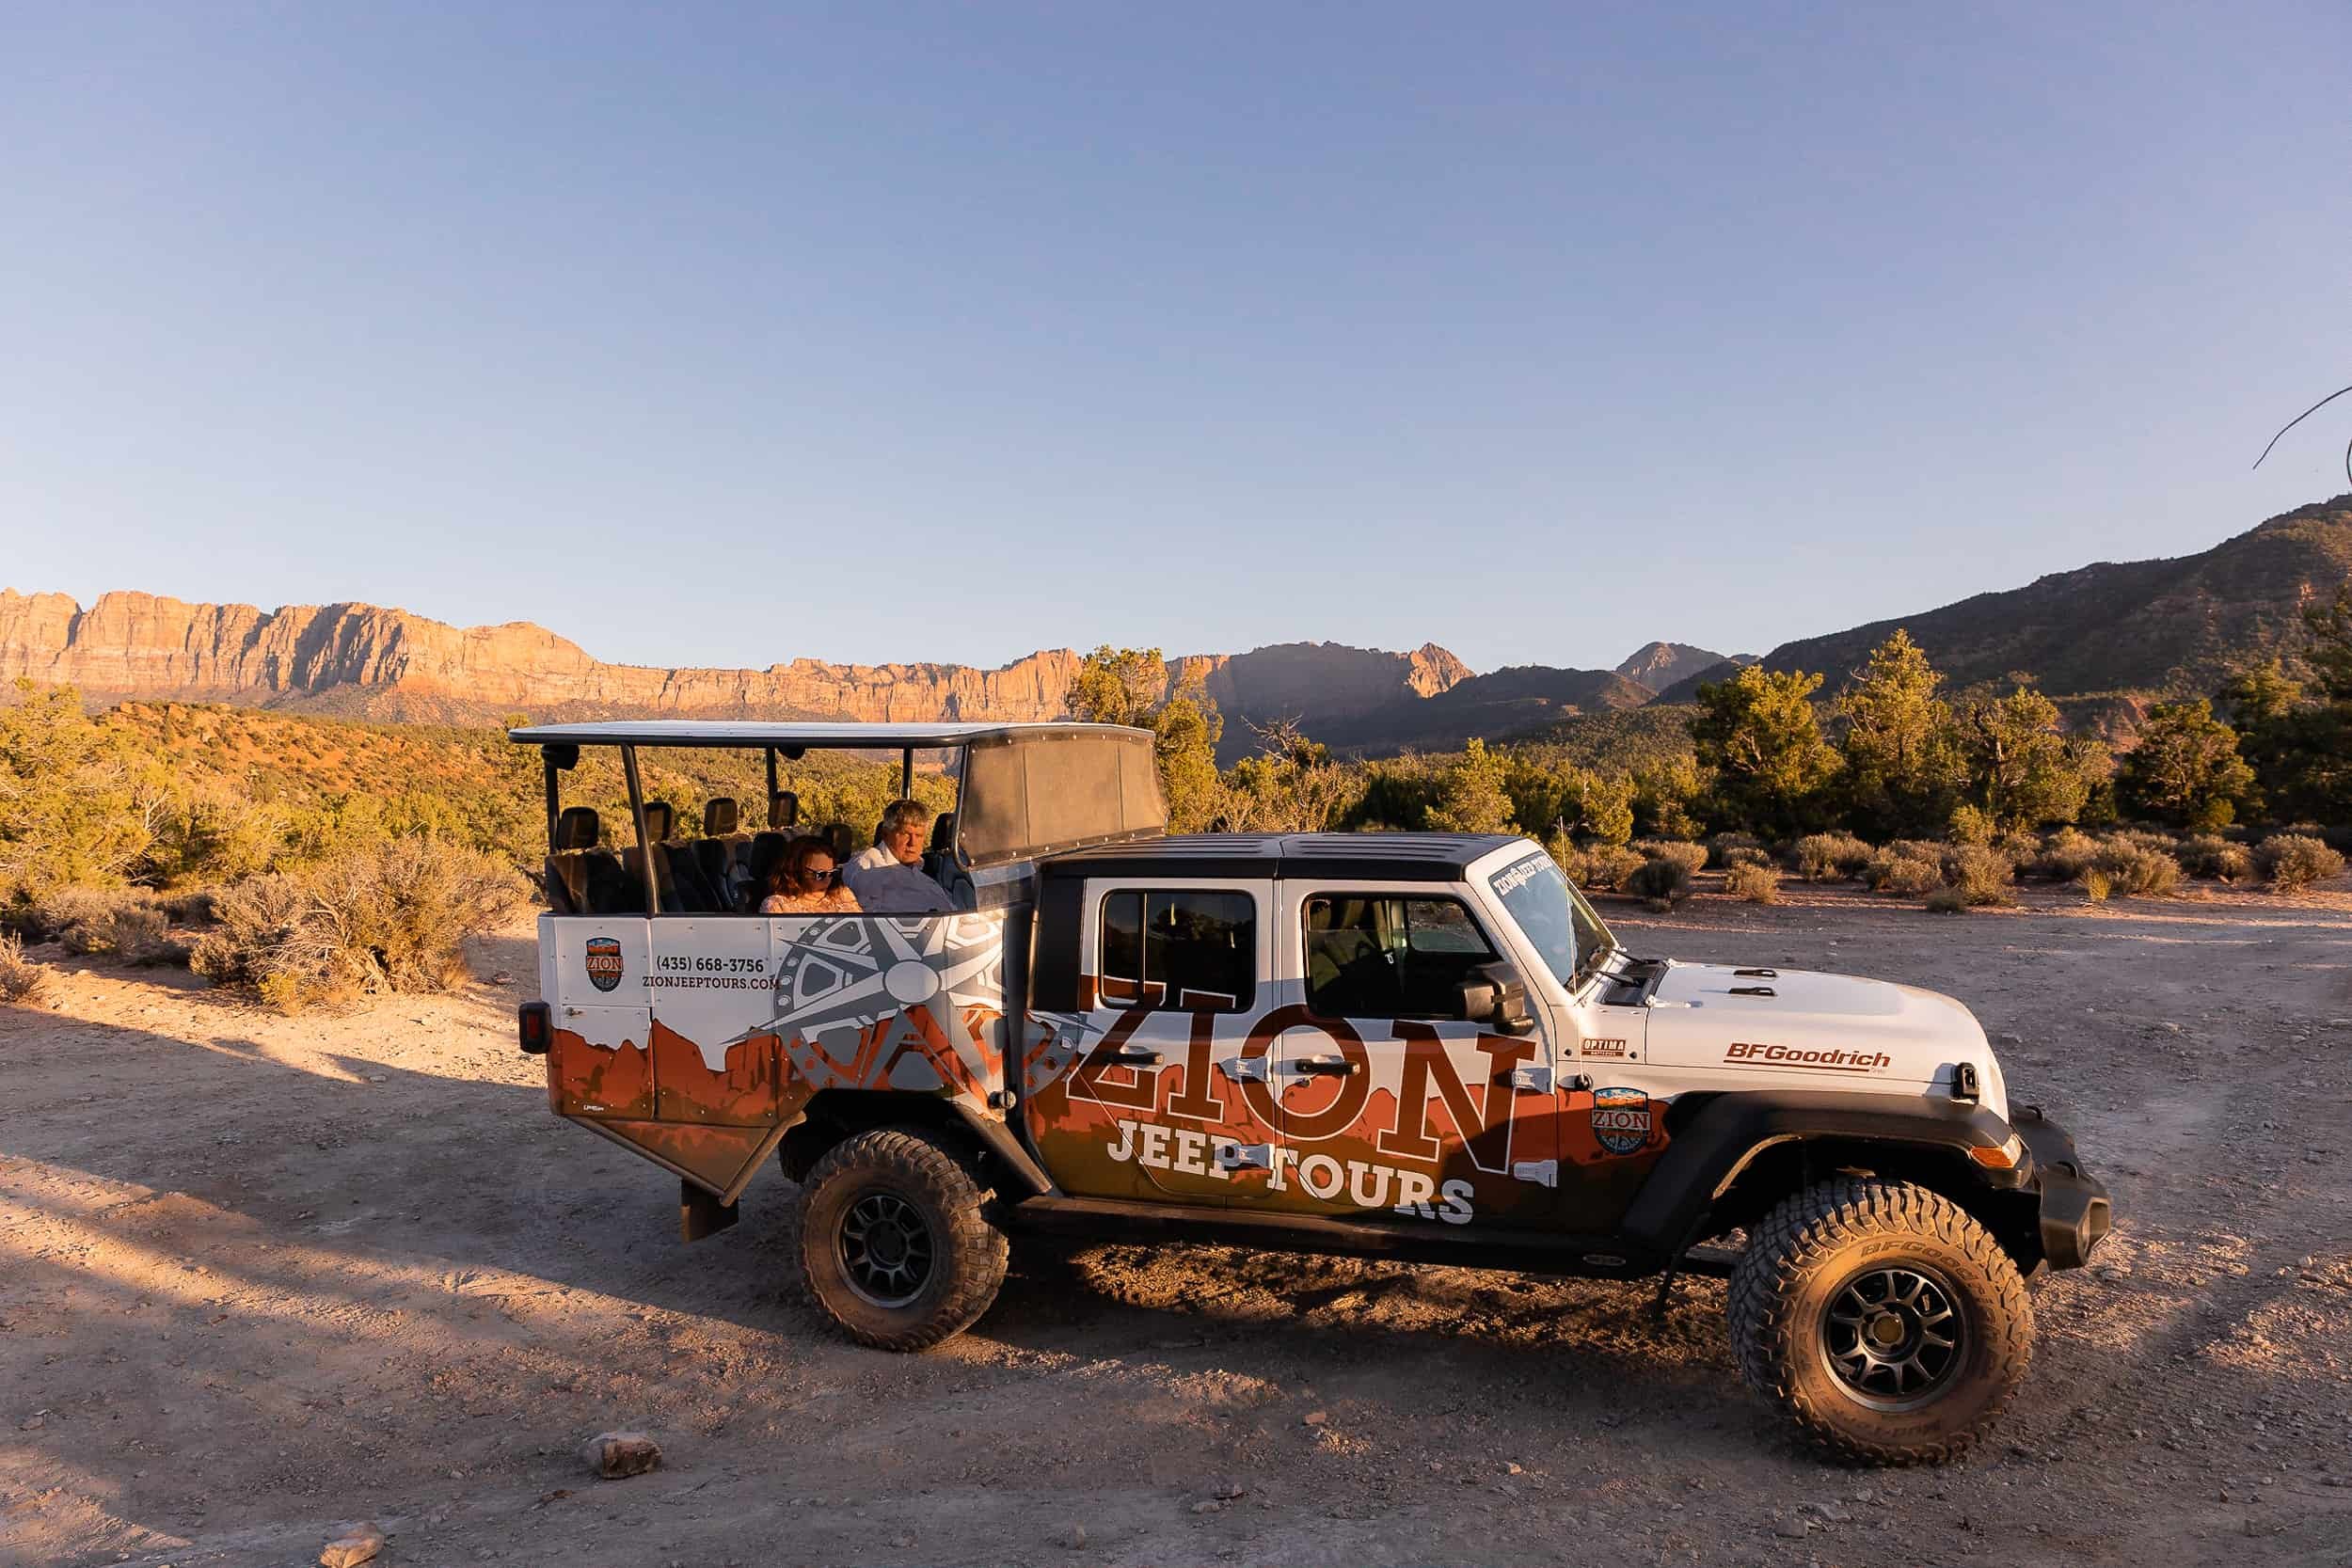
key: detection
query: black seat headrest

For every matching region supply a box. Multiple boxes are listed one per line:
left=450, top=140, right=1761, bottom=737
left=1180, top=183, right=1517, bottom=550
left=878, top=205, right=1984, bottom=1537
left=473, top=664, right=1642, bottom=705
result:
left=704, top=798, right=739, bottom=836
left=929, top=811, right=957, bottom=852
left=822, top=822, right=855, bottom=863
left=555, top=806, right=600, bottom=850
left=641, top=800, right=675, bottom=842
left=769, top=790, right=800, bottom=829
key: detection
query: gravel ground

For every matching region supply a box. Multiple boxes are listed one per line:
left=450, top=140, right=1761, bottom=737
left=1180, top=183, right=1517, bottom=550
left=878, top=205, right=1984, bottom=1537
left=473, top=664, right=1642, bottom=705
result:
left=4, top=879, right=2350, bottom=1568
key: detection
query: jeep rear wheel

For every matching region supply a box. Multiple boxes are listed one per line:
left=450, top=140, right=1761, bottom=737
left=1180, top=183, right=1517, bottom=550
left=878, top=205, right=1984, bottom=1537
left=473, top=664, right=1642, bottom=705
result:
left=794, top=1127, right=1009, bottom=1352
left=1728, top=1178, right=2031, bottom=1465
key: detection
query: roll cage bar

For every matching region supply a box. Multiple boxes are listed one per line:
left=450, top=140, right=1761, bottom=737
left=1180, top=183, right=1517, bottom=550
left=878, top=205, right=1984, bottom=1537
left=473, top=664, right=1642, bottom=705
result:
left=508, top=721, right=1169, bottom=915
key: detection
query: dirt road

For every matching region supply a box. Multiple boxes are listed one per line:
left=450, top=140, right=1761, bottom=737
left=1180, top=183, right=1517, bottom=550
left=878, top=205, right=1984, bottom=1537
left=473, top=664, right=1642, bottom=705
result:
left=5, top=883, right=2351, bottom=1567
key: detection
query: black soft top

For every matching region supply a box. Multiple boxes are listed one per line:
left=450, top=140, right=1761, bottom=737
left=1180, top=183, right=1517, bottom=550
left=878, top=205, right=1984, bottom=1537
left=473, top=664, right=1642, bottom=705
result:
left=1039, top=832, right=1530, bottom=884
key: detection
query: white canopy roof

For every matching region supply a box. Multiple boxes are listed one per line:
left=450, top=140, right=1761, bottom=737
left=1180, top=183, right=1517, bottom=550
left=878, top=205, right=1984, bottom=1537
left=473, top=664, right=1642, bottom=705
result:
left=507, top=720, right=1151, bottom=750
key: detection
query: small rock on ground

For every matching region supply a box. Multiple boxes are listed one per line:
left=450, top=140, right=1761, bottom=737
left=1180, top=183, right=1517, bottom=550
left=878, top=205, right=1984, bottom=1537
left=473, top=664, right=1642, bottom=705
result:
left=321, top=1522, right=386, bottom=1567
left=582, top=1430, right=663, bottom=1479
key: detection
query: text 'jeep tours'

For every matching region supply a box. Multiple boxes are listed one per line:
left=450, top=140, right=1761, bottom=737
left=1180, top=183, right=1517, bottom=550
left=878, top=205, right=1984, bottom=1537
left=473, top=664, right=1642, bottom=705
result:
left=512, top=720, right=2109, bottom=1464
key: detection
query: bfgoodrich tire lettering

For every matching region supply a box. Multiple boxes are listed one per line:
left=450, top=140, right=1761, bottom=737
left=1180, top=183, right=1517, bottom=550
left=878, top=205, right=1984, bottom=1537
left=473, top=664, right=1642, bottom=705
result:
left=795, top=1127, right=1009, bottom=1352
left=1728, top=1178, right=2031, bottom=1465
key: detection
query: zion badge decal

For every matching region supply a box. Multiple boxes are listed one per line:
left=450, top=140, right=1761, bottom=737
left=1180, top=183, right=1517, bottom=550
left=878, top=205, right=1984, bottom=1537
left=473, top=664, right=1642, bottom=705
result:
left=1591, top=1085, right=1652, bottom=1156
left=584, top=936, right=625, bottom=993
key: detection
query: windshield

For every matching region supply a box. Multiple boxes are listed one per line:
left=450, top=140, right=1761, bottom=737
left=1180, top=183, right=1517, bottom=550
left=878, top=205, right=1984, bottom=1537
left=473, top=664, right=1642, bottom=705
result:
left=1488, top=849, right=1617, bottom=990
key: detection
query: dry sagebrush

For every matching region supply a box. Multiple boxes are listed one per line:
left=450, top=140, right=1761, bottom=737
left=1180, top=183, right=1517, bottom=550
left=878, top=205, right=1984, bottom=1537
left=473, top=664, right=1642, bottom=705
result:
left=2256, top=833, right=2346, bottom=892
left=192, top=838, right=524, bottom=1012
left=0, top=932, right=50, bottom=1006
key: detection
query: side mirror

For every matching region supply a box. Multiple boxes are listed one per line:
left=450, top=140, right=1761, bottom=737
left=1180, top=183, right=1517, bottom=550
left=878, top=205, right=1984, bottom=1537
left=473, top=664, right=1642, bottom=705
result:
left=1457, top=961, right=1537, bottom=1037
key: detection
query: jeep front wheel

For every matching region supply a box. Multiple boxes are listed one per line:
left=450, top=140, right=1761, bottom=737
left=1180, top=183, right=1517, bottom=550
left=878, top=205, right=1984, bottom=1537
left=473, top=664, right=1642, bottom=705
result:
left=1727, top=1178, right=2031, bottom=1465
left=794, top=1127, right=1009, bottom=1352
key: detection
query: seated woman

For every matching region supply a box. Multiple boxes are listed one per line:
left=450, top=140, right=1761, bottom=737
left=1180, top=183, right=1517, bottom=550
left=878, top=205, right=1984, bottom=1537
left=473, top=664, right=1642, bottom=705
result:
left=758, top=835, right=864, bottom=915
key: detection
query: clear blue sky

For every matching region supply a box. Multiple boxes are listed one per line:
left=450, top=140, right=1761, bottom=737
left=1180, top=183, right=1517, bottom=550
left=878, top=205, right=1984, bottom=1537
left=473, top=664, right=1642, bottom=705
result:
left=5, top=3, right=2348, bottom=676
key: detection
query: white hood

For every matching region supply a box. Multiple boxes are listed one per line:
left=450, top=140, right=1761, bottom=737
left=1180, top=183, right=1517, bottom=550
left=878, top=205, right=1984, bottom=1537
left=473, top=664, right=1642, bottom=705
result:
left=1639, top=961, right=2005, bottom=1114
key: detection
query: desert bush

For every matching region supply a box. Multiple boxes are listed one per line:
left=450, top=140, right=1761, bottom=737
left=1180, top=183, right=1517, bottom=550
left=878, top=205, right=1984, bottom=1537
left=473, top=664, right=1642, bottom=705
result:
left=1947, top=803, right=1995, bottom=846
left=1705, top=832, right=1765, bottom=868
left=32, top=887, right=182, bottom=964
left=1924, top=886, right=1966, bottom=914
left=1565, top=842, right=1645, bottom=891
left=1724, top=862, right=1783, bottom=903
left=1634, top=839, right=1709, bottom=877
left=1789, top=832, right=1873, bottom=881
left=2027, top=828, right=2100, bottom=882
left=1722, top=846, right=1774, bottom=870
left=1626, top=856, right=1692, bottom=909
left=2174, top=834, right=2254, bottom=882
left=1862, top=850, right=1943, bottom=896
left=191, top=838, right=524, bottom=1012
left=1941, top=845, right=2016, bottom=907
left=2255, top=833, right=2346, bottom=892
left=2086, top=838, right=2180, bottom=898
left=1993, top=829, right=2042, bottom=867
left=2080, top=868, right=2112, bottom=903
left=0, top=932, right=50, bottom=1006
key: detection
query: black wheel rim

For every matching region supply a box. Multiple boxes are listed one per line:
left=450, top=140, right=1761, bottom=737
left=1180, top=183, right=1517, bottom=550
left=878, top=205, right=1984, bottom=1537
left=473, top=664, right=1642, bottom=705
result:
left=838, top=1190, right=934, bottom=1308
left=1820, top=1263, right=1965, bottom=1410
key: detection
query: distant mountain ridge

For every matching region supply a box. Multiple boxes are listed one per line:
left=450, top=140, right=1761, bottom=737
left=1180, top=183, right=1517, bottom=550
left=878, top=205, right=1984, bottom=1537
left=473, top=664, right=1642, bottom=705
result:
left=0, top=590, right=1473, bottom=751
left=8, top=495, right=2347, bottom=755
left=1752, top=496, right=2352, bottom=699
left=1613, top=641, right=1745, bottom=693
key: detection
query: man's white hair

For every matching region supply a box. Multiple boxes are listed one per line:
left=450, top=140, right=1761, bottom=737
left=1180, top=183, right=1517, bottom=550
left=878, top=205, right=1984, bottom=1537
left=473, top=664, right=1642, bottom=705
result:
left=876, top=799, right=931, bottom=844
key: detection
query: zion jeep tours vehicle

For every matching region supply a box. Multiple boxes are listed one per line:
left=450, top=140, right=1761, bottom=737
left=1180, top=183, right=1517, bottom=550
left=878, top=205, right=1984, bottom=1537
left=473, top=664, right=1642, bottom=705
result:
left=511, top=720, right=2109, bottom=1465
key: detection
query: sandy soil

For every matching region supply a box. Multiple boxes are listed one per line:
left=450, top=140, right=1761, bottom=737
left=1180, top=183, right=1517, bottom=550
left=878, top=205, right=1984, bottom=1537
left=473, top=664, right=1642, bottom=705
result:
left=5, top=880, right=2351, bottom=1568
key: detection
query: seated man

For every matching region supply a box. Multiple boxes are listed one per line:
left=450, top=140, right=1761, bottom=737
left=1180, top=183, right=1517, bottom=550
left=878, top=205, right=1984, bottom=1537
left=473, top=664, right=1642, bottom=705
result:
left=841, top=799, right=954, bottom=913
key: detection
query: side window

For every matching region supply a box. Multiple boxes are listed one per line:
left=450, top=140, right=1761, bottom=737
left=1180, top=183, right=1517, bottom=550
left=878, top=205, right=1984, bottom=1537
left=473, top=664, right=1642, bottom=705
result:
left=1303, top=895, right=1497, bottom=1020
left=1097, top=890, right=1257, bottom=1012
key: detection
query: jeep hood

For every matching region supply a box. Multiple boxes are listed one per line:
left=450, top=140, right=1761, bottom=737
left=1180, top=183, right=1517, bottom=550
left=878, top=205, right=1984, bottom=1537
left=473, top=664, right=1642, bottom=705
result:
left=1638, top=961, right=2004, bottom=1111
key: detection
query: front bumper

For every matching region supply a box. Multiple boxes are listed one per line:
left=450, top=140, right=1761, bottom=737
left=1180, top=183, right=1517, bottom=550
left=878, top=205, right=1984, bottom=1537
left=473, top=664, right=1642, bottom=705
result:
left=2012, top=1105, right=2111, bottom=1270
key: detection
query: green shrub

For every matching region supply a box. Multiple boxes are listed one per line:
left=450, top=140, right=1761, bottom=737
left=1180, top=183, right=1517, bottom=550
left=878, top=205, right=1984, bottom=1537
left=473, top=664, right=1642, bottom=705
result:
left=1634, top=839, right=1709, bottom=877
left=1863, top=851, right=1943, bottom=896
left=1567, top=843, right=1645, bottom=891
left=1923, top=886, right=1966, bottom=914
left=191, top=838, right=524, bottom=1012
left=1705, top=832, right=1765, bottom=868
left=2088, top=838, right=2180, bottom=898
left=1626, top=856, right=1692, bottom=909
left=1947, top=803, right=1995, bottom=846
left=0, top=932, right=49, bottom=1006
left=1942, top=845, right=2015, bottom=908
left=2174, top=834, right=2254, bottom=882
left=1789, top=832, right=1873, bottom=881
left=2079, top=868, right=2112, bottom=903
left=1724, top=862, right=1783, bottom=904
left=2255, top=833, right=2346, bottom=892
left=2028, top=828, right=2100, bottom=882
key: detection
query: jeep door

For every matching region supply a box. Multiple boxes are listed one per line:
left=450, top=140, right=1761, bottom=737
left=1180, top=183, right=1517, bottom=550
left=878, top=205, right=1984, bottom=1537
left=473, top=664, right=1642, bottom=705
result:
left=1253, top=884, right=1559, bottom=1229
left=1022, top=878, right=1278, bottom=1205
left=1479, top=843, right=1671, bottom=1235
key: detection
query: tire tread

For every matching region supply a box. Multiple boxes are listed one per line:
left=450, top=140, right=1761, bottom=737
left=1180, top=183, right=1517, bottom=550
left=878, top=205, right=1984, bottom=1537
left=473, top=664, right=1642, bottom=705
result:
left=1727, top=1177, right=2031, bottom=1465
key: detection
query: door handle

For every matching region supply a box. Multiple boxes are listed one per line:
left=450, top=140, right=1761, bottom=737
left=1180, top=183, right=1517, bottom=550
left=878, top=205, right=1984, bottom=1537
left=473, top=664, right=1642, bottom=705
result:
left=1287, top=1054, right=1359, bottom=1078
left=1109, top=1043, right=1161, bottom=1065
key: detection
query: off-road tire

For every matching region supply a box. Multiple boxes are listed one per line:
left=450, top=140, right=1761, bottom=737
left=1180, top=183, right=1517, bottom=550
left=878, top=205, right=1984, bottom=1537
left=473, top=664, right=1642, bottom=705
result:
left=1728, top=1178, right=2031, bottom=1465
left=794, top=1127, right=1009, bottom=1352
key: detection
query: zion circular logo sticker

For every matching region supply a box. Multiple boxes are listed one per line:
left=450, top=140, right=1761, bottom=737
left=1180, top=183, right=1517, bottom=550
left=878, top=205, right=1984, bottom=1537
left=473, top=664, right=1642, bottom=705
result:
left=1591, top=1085, right=1652, bottom=1156
left=584, top=936, right=625, bottom=993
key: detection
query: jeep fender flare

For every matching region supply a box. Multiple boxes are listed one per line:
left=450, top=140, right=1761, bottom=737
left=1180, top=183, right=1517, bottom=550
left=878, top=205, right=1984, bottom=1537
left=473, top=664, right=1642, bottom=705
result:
left=776, top=1088, right=1057, bottom=1200
left=1621, top=1090, right=2021, bottom=1257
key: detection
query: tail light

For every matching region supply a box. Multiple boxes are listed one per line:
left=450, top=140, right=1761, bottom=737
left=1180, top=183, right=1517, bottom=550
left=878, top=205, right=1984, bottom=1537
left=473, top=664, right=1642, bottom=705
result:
left=517, top=1002, right=551, bottom=1055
